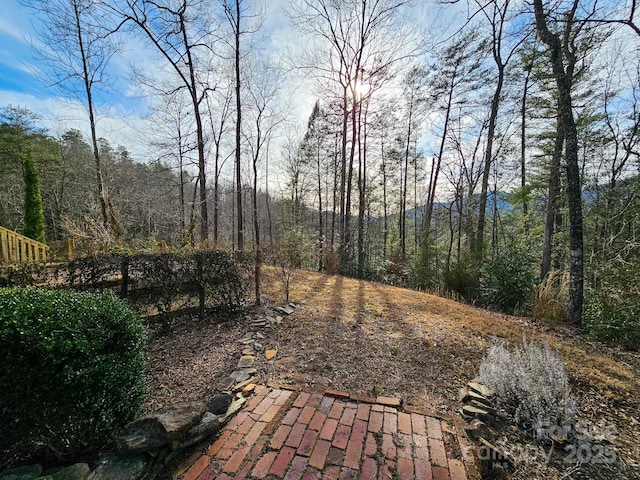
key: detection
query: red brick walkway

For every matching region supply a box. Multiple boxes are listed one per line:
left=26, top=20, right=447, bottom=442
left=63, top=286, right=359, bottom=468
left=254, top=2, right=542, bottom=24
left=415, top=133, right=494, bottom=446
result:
left=179, top=386, right=478, bottom=480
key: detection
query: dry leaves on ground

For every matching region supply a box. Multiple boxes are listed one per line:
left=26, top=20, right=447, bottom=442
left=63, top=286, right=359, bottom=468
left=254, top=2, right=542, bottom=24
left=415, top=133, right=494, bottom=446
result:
left=146, top=267, right=640, bottom=479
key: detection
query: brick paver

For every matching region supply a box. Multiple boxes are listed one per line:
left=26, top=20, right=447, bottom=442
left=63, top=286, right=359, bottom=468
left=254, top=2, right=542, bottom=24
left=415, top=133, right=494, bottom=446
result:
left=180, top=386, right=477, bottom=480
left=270, top=446, right=296, bottom=476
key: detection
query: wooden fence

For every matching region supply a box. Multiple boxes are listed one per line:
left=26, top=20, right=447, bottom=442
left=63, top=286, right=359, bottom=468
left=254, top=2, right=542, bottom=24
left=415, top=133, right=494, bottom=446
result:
left=0, top=226, right=49, bottom=265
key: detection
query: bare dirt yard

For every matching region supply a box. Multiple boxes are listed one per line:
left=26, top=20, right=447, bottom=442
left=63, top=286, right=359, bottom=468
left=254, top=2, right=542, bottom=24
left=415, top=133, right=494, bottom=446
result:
left=146, top=267, right=640, bottom=479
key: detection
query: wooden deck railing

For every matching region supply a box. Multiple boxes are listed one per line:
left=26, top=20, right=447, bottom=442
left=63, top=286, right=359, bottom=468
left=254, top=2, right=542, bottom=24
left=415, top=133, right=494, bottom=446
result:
left=0, top=226, right=49, bottom=265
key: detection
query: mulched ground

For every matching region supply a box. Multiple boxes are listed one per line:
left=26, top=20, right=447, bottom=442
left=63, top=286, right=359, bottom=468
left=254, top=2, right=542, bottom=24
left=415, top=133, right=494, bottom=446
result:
left=146, top=267, right=640, bottom=480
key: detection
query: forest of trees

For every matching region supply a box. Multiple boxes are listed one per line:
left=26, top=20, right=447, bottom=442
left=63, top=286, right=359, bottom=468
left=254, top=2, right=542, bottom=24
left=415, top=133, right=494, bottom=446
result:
left=1, top=0, right=640, bottom=341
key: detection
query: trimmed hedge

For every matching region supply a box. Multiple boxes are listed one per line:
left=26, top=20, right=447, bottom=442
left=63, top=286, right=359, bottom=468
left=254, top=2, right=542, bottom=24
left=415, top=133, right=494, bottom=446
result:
left=0, top=288, right=147, bottom=457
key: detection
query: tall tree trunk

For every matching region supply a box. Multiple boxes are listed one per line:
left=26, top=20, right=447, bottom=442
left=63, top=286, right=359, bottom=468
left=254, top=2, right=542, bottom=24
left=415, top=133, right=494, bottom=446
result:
left=398, top=156, right=405, bottom=257
left=233, top=0, right=243, bottom=253
left=74, top=1, right=108, bottom=234
left=338, top=86, right=349, bottom=267
left=317, top=134, right=324, bottom=271
left=534, top=0, right=584, bottom=326
left=401, top=140, right=408, bottom=258
left=413, top=140, right=418, bottom=256
left=344, top=85, right=358, bottom=270
left=428, top=83, right=454, bottom=233
left=476, top=63, right=504, bottom=261
left=179, top=12, right=208, bottom=244
left=402, top=94, right=414, bottom=257
left=521, top=61, right=532, bottom=234
left=213, top=148, right=220, bottom=244
left=357, top=98, right=367, bottom=276
left=253, top=152, right=261, bottom=305
left=540, top=116, right=564, bottom=280
left=381, top=135, right=388, bottom=259
left=266, top=148, right=273, bottom=246
left=331, top=133, right=338, bottom=250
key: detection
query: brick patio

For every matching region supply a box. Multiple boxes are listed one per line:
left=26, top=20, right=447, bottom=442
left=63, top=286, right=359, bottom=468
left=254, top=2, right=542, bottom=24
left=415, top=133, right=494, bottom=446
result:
left=178, top=386, right=479, bottom=480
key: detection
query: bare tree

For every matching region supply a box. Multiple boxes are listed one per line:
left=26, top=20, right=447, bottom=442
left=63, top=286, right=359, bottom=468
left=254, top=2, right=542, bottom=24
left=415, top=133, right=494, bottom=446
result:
left=148, top=92, right=198, bottom=240
left=427, top=31, right=487, bottom=239
left=220, top=0, right=263, bottom=253
left=23, top=0, right=121, bottom=238
left=290, top=0, right=415, bottom=271
left=473, top=0, right=527, bottom=261
left=204, top=72, right=235, bottom=245
left=243, top=56, right=285, bottom=304
left=110, top=0, right=218, bottom=242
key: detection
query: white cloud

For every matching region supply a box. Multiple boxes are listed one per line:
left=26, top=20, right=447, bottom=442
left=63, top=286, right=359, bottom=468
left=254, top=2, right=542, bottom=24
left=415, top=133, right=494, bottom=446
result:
left=0, top=15, right=27, bottom=44
left=0, top=89, right=153, bottom=160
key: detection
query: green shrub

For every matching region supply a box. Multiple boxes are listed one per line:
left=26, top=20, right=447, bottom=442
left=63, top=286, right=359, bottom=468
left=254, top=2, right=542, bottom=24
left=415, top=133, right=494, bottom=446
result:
left=411, top=233, right=439, bottom=290
left=583, top=294, right=640, bottom=351
left=0, top=288, right=147, bottom=458
left=480, top=242, right=535, bottom=314
left=443, top=253, right=479, bottom=301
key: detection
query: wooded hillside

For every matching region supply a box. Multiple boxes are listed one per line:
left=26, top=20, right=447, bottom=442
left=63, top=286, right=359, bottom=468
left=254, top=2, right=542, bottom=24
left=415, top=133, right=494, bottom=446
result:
left=1, top=0, right=639, bottom=345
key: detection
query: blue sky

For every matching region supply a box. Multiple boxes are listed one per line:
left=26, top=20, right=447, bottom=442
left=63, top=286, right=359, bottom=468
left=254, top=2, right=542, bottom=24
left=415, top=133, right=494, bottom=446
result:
left=0, top=0, right=173, bottom=158
left=0, top=0, right=316, bottom=161
left=0, top=0, right=444, bottom=163
left=0, top=1, right=47, bottom=98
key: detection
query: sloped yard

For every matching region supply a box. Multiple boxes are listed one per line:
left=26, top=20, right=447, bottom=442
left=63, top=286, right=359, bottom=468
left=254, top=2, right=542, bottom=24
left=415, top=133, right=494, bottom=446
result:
left=147, top=267, right=640, bottom=479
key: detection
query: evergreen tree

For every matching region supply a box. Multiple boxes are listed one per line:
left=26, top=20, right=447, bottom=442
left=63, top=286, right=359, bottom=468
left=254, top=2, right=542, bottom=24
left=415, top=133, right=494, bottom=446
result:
left=0, top=106, right=46, bottom=243
left=22, top=152, right=46, bottom=243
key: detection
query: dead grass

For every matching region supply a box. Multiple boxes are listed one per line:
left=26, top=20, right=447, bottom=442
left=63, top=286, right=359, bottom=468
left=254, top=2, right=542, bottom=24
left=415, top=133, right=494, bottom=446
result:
left=144, top=266, right=640, bottom=479
left=256, top=267, right=640, bottom=477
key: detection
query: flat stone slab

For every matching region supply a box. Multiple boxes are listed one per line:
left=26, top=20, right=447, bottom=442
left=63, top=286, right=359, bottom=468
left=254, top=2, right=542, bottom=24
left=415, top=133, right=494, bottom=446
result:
left=170, top=412, right=221, bottom=450
left=230, top=370, right=251, bottom=383
left=224, top=397, right=247, bottom=418
left=277, top=306, right=295, bottom=315
left=468, top=382, right=493, bottom=398
left=215, top=376, right=236, bottom=392
left=376, top=395, right=402, bottom=407
left=49, top=463, right=91, bottom=480
left=238, top=355, right=255, bottom=368
left=207, top=394, right=233, bottom=415
left=233, top=378, right=257, bottom=392
left=242, top=383, right=257, bottom=394
left=87, top=454, right=146, bottom=480
left=119, top=401, right=206, bottom=453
